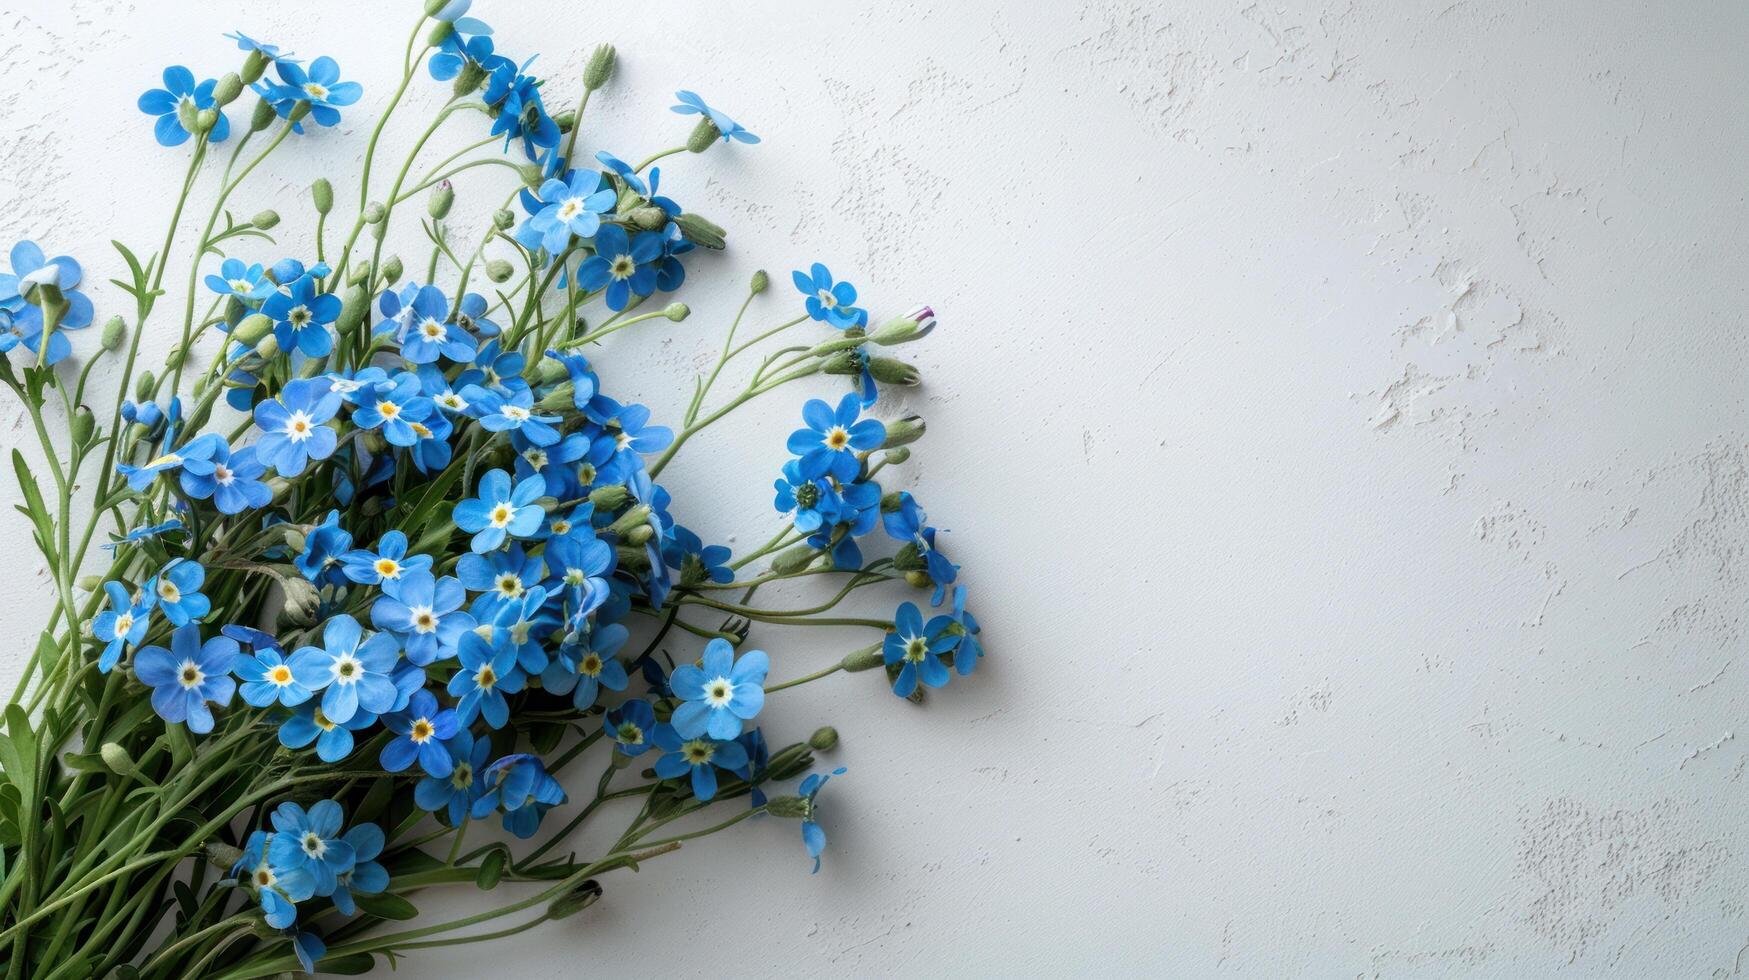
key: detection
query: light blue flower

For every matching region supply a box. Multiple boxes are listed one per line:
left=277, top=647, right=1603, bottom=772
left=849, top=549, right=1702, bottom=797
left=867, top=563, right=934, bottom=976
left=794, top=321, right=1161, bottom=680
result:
left=90, top=581, right=149, bottom=674
left=517, top=171, right=616, bottom=254
left=671, top=90, right=759, bottom=144
left=286, top=614, right=400, bottom=724
left=225, top=31, right=297, bottom=65
left=414, top=728, right=490, bottom=824
left=178, top=441, right=272, bottom=514
left=262, top=273, right=340, bottom=356
left=792, top=262, right=867, bottom=330
left=370, top=571, right=472, bottom=666
left=470, top=753, right=565, bottom=839
left=253, top=378, right=341, bottom=477
left=267, top=800, right=355, bottom=896
left=277, top=700, right=376, bottom=762
left=294, top=510, right=352, bottom=583
left=329, top=822, right=388, bottom=917
left=257, top=56, right=362, bottom=132
left=137, top=66, right=231, bottom=146
left=453, top=468, right=546, bottom=552
left=350, top=372, right=434, bottom=447
left=101, top=519, right=186, bottom=552
left=233, top=643, right=315, bottom=708
left=467, top=385, right=561, bottom=446
left=235, top=830, right=315, bottom=929
left=204, top=257, right=272, bottom=301
left=133, top=623, right=237, bottom=734
left=339, top=529, right=431, bottom=587
left=394, top=285, right=477, bottom=364
left=652, top=724, right=749, bottom=801
left=143, top=558, right=211, bottom=627
left=787, top=392, right=886, bottom=482
left=795, top=767, right=846, bottom=873
left=882, top=601, right=953, bottom=697
left=670, top=638, right=768, bottom=740
left=0, top=241, right=96, bottom=364
left=456, top=543, right=541, bottom=619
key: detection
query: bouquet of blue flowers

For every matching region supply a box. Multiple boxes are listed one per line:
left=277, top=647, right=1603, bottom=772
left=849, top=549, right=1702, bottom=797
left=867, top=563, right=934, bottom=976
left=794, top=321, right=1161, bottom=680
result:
left=0, top=2, right=984, bottom=975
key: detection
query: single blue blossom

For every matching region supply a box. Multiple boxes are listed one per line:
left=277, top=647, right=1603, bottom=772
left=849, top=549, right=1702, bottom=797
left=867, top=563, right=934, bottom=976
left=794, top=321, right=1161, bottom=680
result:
left=792, top=262, right=867, bottom=329
left=137, top=66, right=231, bottom=146
left=330, top=822, right=388, bottom=917
left=517, top=171, right=616, bottom=254
left=204, top=257, right=272, bottom=301
left=262, top=273, right=340, bottom=356
left=143, top=558, right=211, bottom=627
left=795, top=767, right=846, bottom=873
left=370, top=571, right=473, bottom=666
left=448, top=629, right=521, bottom=728
left=350, top=372, right=435, bottom=447
left=541, top=622, right=628, bottom=711
left=414, top=728, right=490, bottom=824
left=605, top=698, right=656, bottom=756
left=294, top=510, right=352, bottom=582
left=134, top=623, right=237, bottom=733
left=471, top=753, right=565, bottom=838
left=234, top=643, right=315, bottom=708
left=339, top=529, right=431, bottom=587
left=671, top=90, right=759, bottom=144
left=257, top=56, right=362, bottom=131
left=381, top=689, right=461, bottom=778
left=662, top=525, right=733, bottom=586
left=252, top=377, right=341, bottom=477
left=787, top=392, right=886, bottom=481
left=278, top=700, right=376, bottom=762
left=670, top=638, right=768, bottom=740
left=91, top=581, right=149, bottom=673
left=453, top=468, right=546, bottom=552
left=267, top=800, right=355, bottom=896
left=575, top=224, right=662, bottom=311
left=178, top=441, right=272, bottom=515
left=883, top=601, right=954, bottom=697
left=286, top=614, right=400, bottom=724
left=652, top=724, right=749, bottom=801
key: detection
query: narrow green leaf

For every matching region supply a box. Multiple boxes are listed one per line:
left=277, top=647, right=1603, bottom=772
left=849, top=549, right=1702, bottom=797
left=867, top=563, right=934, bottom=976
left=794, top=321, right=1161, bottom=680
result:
left=353, top=892, right=418, bottom=920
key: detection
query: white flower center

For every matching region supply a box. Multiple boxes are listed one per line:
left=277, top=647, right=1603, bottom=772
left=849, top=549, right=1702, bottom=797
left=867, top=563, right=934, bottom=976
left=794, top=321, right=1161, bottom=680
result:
left=558, top=198, right=583, bottom=220
left=523, top=448, right=548, bottom=469
left=303, top=82, right=329, bottom=100
left=301, top=831, right=326, bottom=858
left=438, top=393, right=467, bottom=411
left=704, top=676, right=734, bottom=707
left=269, top=664, right=293, bottom=685
left=824, top=427, right=850, bottom=450
left=229, top=278, right=253, bottom=293
left=284, top=410, right=314, bottom=442
left=475, top=664, right=498, bottom=690
left=410, top=718, right=435, bottom=743
left=410, top=606, right=437, bottom=633
left=376, top=400, right=400, bottom=419
left=157, top=579, right=181, bottom=603
left=112, top=613, right=133, bottom=637
left=503, top=405, right=530, bottom=422
left=332, top=653, right=363, bottom=685
left=495, top=574, right=522, bottom=598
left=817, top=289, right=837, bottom=309
left=419, top=318, right=446, bottom=340
left=489, top=502, right=514, bottom=528
left=177, top=660, right=204, bottom=689
left=213, top=463, right=234, bottom=485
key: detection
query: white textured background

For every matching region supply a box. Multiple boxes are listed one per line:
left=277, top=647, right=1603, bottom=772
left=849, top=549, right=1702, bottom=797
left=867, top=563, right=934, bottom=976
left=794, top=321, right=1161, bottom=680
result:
left=0, top=0, right=1745, bottom=976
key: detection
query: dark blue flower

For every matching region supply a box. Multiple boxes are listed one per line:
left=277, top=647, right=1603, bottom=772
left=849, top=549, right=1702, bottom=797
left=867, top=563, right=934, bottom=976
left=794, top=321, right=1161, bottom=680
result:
left=414, top=728, right=490, bottom=824
left=134, top=623, right=237, bottom=734
left=330, top=822, right=388, bottom=916
left=471, top=753, right=566, bottom=839
left=138, top=66, right=231, bottom=146
left=448, top=628, right=521, bottom=728
left=795, top=767, right=846, bottom=873
left=295, top=510, right=352, bottom=583
left=671, top=90, right=759, bottom=144
left=101, top=518, right=186, bottom=553
left=456, top=543, right=541, bottom=619
left=792, top=262, right=867, bottom=330
left=381, top=689, right=461, bottom=777
left=483, top=58, right=559, bottom=160
left=662, top=525, right=733, bottom=586
left=605, top=698, right=656, bottom=756
left=541, top=621, right=628, bottom=711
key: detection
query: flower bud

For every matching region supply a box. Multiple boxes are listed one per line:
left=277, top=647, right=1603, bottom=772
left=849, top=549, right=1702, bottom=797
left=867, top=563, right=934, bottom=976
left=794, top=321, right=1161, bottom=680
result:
left=253, top=333, right=281, bottom=360
left=881, top=414, right=925, bottom=448
left=249, top=97, right=276, bottom=132
left=841, top=644, right=885, bottom=672
left=589, top=484, right=629, bottom=510
left=213, top=72, right=243, bottom=106
left=334, top=285, right=368, bottom=339
left=347, top=262, right=371, bottom=287
left=100, top=742, right=138, bottom=777
left=868, top=357, right=920, bottom=386
left=362, top=430, right=388, bottom=455
left=608, top=504, right=651, bottom=538
left=204, top=840, right=246, bottom=871
left=749, top=269, right=769, bottom=294
left=549, top=879, right=603, bottom=919
left=475, top=847, right=507, bottom=889
left=134, top=370, right=155, bottom=402
left=821, top=350, right=861, bottom=376
left=614, top=545, right=650, bottom=573
left=76, top=575, right=103, bottom=592
left=765, top=795, right=811, bottom=819
left=664, top=303, right=689, bottom=322
left=381, top=255, right=404, bottom=284
left=165, top=342, right=186, bottom=370
left=281, top=576, right=321, bottom=626
left=252, top=209, right=280, bottom=230
left=424, top=0, right=457, bottom=15
left=233, top=313, right=275, bottom=348
left=287, top=101, right=312, bottom=125
left=283, top=527, right=307, bottom=554
left=485, top=258, right=513, bottom=283
left=686, top=117, right=721, bottom=153
left=428, top=179, right=455, bottom=220
left=195, top=108, right=219, bottom=135
left=518, top=163, right=544, bottom=188
left=241, top=49, right=270, bottom=85
left=882, top=446, right=911, bottom=464
left=770, top=543, right=819, bottom=575
left=71, top=405, right=95, bottom=447
left=306, top=178, right=333, bottom=217
left=904, top=569, right=932, bottom=589
left=100, top=315, right=125, bottom=352
left=492, top=208, right=515, bottom=230
left=426, top=20, right=454, bottom=47
left=808, top=726, right=839, bottom=751
left=363, top=202, right=387, bottom=224
left=673, top=211, right=726, bottom=250
left=584, top=44, right=617, bottom=90
left=869, top=305, right=936, bottom=346
left=177, top=98, right=200, bottom=135
left=554, top=110, right=576, bottom=133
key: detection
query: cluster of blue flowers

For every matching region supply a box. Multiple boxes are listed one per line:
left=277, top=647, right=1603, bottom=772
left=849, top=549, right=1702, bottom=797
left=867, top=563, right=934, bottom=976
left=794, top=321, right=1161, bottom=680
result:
left=232, top=800, right=385, bottom=971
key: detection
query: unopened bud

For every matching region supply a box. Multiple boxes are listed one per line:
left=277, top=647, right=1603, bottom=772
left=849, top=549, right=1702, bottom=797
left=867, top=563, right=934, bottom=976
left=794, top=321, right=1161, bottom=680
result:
left=281, top=577, right=321, bottom=626
left=253, top=334, right=281, bottom=359
left=686, top=117, right=721, bottom=153
left=233, top=313, right=275, bottom=348
left=99, top=742, right=137, bottom=777
left=821, top=351, right=861, bottom=376
left=195, top=108, right=219, bottom=134
left=251, top=209, right=280, bottom=230
left=249, top=97, right=276, bottom=132
left=426, top=20, right=455, bottom=47
left=765, top=795, right=810, bottom=819
left=283, top=528, right=307, bottom=554
left=311, top=178, right=333, bottom=215
left=381, top=256, right=404, bottom=284
left=770, top=543, right=819, bottom=575
left=549, top=879, right=603, bottom=919
left=881, top=415, right=925, bottom=449
left=165, top=343, right=186, bottom=370
left=100, top=315, right=125, bottom=352
left=363, top=202, right=386, bottom=224
left=334, top=285, right=368, bottom=339
left=429, top=180, right=454, bottom=219
left=868, top=357, right=920, bottom=386
left=518, top=163, right=544, bottom=188
left=176, top=98, right=199, bottom=134
left=627, top=206, right=667, bottom=231
left=589, top=484, right=629, bottom=510
left=609, top=504, right=651, bottom=538
left=205, top=840, right=246, bottom=871
left=749, top=270, right=769, bottom=294
left=870, top=305, right=937, bottom=346
left=664, top=303, right=689, bottom=322
left=584, top=44, right=617, bottom=90
left=71, top=405, right=95, bottom=447
left=453, top=60, right=488, bottom=98
left=241, top=49, right=269, bottom=86
left=808, top=726, right=839, bottom=751
left=841, top=644, right=885, bottom=672
left=135, top=371, right=155, bottom=402
left=213, top=73, right=243, bottom=106
left=883, top=446, right=911, bottom=464
left=486, top=258, right=513, bottom=283
left=77, top=575, right=103, bottom=592
left=492, top=208, right=515, bottom=230
left=673, top=211, right=726, bottom=250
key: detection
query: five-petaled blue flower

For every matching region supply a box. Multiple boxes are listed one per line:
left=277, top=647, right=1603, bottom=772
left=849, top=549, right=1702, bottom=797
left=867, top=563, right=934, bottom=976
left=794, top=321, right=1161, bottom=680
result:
left=138, top=66, right=231, bottom=146
left=267, top=800, right=355, bottom=896
left=178, top=440, right=272, bottom=515
left=671, top=90, right=759, bottom=144
left=883, top=601, right=954, bottom=697
left=663, top=525, right=733, bottom=586
left=330, top=822, right=388, bottom=917
left=541, top=622, right=629, bottom=711
left=413, top=728, right=491, bottom=824
left=253, top=378, right=341, bottom=477
left=234, top=642, right=315, bottom=708
left=787, top=392, right=886, bottom=482
left=576, top=224, right=662, bottom=311
left=470, top=753, right=565, bottom=839
left=670, top=638, right=768, bottom=740
left=605, top=698, right=656, bottom=756
left=652, top=723, right=749, bottom=801
left=350, top=373, right=435, bottom=447
left=339, top=529, right=431, bottom=587
left=518, top=171, right=616, bottom=255
left=134, top=623, right=237, bottom=733
left=286, top=614, right=400, bottom=724
left=449, top=629, right=521, bottom=728
left=91, top=581, right=149, bottom=674
left=278, top=700, right=376, bottom=762
left=453, top=468, right=546, bottom=553
left=381, top=689, right=461, bottom=778
left=257, top=56, right=362, bottom=132
left=0, top=241, right=96, bottom=365
left=262, top=273, right=340, bottom=356
left=205, top=257, right=272, bottom=301
left=792, top=262, right=868, bottom=329
left=371, top=571, right=473, bottom=666
left=143, top=558, right=211, bottom=627
left=395, top=285, right=478, bottom=364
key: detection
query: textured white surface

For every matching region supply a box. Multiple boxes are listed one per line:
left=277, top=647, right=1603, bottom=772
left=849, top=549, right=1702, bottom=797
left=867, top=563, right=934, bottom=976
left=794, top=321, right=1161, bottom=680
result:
left=0, top=0, right=1745, bottom=975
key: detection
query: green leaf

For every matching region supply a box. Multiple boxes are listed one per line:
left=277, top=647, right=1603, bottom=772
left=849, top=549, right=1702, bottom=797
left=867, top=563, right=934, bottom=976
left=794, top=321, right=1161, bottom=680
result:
left=353, top=892, right=418, bottom=920
left=0, top=704, right=37, bottom=798
left=314, top=953, right=376, bottom=975
left=33, top=630, right=61, bottom=679
left=383, top=847, right=445, bottom=878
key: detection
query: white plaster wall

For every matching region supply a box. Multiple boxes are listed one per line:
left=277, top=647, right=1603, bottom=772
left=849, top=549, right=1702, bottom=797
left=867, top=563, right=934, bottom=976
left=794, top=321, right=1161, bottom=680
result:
left=0, top=0, right=1744, bottom=975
